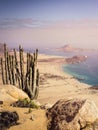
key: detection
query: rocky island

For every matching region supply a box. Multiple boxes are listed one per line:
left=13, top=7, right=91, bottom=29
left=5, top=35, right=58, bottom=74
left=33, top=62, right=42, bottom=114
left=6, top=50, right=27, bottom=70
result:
left=65, top=55, right=87, bottom=64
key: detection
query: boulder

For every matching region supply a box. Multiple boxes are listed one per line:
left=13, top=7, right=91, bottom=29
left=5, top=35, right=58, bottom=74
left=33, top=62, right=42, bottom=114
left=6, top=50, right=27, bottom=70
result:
left=0, top=85, right=29, bottom=103
left=0, top=111, right=19, bottom=130
left=47, top=98, right=98, bottom=130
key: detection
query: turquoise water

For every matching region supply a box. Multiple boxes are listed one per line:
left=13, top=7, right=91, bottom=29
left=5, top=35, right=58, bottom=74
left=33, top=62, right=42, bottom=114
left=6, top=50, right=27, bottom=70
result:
left=39, top=48, right=98, bottom=85
left=63, top=53, right=98, bottom=85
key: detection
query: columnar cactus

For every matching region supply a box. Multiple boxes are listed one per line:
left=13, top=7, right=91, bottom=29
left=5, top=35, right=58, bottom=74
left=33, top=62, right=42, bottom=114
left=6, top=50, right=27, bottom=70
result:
left=11, top=55, right=15, bottom=85
left=13, top=48, right=21, bottom=87
left=4, top=44, right=8, bottom=84
left=19, top=45, right=24, bottom=89
left=0, top=44, right=39, bottom=100
left=7, top=52, right=12, bottom=84
left=0, top=58, right=5, bottom=84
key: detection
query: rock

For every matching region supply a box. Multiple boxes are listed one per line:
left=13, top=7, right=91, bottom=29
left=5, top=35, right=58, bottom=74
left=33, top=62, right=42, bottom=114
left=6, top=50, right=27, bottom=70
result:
left=30, top=114, right=36, bottom=121
left=66, top=55, right=87, bottom=64
left=89, top=85, right=98, bottom=90
left=41, top=103, right=53, bottom=109
left=93, top=119, right=98, bottom=130
left=0, top=85, right=29, bottom=103
left=0, top=101, right=3, bottom=104
left=46, top=98, right=98, bottom=130
left=0, top=111, right=19, bottom=130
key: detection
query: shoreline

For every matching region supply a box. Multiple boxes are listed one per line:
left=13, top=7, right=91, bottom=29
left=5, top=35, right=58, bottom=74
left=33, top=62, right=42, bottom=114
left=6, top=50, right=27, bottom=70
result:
left=37, top=54, right=94, bottom=105
left=38, top=53, right=90, bottom=83
left=38, top=53, right=92, bottom=85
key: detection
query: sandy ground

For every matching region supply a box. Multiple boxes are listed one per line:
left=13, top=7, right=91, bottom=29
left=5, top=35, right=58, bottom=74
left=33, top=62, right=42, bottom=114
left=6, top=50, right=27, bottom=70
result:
left=38, top=54, right=98, bottom=107
left=0, top=54, right=98, bottom=130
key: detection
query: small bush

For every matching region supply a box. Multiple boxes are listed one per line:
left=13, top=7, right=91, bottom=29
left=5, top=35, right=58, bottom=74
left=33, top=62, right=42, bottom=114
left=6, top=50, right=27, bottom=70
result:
left=11, top=98, right=39, bottom=109
left=28, top=108, right=32, bottom=113
left=29, top=100, right=39, bottom=109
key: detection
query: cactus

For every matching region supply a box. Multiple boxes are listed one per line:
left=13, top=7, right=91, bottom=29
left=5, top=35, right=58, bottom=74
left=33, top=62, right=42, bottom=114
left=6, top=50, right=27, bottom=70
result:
left=35, top=49, right=38, bottom=65
left=4, top=44, right=8, bottom=84
left=19, top=45, right=24, bottom=89
left=1, top=44, right=39, bottom=100
left=27, top=53, right=30, bottom=75
left=34, top=69, right=39, bottom=99
left=36, top=69, right=39, bottom=87
left=11, top=55, right=15, bottom=85
left=0, top=58, right=5, bottom=84
left=6, top=53, right=12, bottom=84
left=14, top=49, right=18, bottom=67
left=13, top=49, right=21, bottom=87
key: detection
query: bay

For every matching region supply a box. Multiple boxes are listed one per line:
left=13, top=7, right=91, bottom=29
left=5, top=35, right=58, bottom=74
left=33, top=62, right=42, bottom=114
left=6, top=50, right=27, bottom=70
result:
left=37, top=48, right=98, bottom=85
left=63, top=51, right=98, bottom=85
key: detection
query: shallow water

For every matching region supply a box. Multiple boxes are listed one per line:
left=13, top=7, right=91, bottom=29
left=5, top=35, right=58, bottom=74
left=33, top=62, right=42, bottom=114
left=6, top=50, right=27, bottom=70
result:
left=63, top=52, right=98, bottom=85
left=38, top=48, right=98, bottom=85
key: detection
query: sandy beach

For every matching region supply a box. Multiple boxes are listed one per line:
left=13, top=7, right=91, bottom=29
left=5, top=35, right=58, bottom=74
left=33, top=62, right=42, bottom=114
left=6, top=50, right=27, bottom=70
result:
left=0, top=53, right=98, bottom=130
left=37, top=54, right=98, bottom=106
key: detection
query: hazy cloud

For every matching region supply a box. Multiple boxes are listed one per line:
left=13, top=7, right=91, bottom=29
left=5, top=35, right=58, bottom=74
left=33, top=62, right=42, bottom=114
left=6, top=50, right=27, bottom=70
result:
left=0, top=18, right=98, bottom=49
left=0, top=18, right=52, bottom=29
left=1, top=18, right=97, bottom=29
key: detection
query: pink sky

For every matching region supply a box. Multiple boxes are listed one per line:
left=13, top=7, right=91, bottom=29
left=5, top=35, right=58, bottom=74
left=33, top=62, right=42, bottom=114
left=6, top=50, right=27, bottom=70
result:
left=0, top=19, right=98, bottom=49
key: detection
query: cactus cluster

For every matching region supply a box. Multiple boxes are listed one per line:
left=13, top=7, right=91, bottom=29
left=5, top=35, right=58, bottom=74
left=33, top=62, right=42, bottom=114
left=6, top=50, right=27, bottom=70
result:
left=0, top=44, right=39, bottom=99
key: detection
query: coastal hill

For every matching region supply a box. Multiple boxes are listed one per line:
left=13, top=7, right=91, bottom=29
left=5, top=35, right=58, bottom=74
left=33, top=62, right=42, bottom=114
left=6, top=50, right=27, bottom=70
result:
left=55, top=44, right=96, bottom=52
left=65, top=55, right=87, bottom=64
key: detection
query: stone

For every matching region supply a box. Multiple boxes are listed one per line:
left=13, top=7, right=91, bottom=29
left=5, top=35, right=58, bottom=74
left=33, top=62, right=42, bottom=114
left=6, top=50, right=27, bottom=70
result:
left=0, top=111, right=19, bottom=130
left=30, top=114, right=36, bottom=121
left=0, top=85, right=29, bottom=103
left=0, top=101, right=3, bottom=104
left=47, top=98, right=98, bottom=130
left=41, top=103, right=53, bottom=109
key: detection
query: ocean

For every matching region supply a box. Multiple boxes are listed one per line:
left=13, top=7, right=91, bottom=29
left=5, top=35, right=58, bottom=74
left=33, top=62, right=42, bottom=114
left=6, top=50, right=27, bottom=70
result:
left=39, top=49, right=98, bottom=86
left=63, top=51, right=98, bottom=85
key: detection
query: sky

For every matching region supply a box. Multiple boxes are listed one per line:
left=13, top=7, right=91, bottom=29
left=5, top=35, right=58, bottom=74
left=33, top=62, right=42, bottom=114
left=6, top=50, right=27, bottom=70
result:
left=0, top=0, right=98, bottom=49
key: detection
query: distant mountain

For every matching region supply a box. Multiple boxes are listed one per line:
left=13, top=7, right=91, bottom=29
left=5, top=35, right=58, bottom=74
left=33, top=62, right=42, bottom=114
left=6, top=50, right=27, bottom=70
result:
left=55, top=44, right=96, bottom=52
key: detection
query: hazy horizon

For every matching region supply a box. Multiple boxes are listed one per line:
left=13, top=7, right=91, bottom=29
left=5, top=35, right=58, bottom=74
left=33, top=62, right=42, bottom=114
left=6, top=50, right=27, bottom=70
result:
left=0, top=0, right=98, bottom=49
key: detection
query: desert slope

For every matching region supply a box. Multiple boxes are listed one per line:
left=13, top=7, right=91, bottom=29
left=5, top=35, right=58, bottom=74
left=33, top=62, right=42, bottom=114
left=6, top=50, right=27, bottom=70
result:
left=0, top=54, right=98, bottom=130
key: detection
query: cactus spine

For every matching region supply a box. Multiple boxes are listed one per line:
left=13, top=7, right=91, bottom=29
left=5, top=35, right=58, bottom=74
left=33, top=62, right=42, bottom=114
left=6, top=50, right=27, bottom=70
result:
left=1, top=44, right=39, bottom=100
